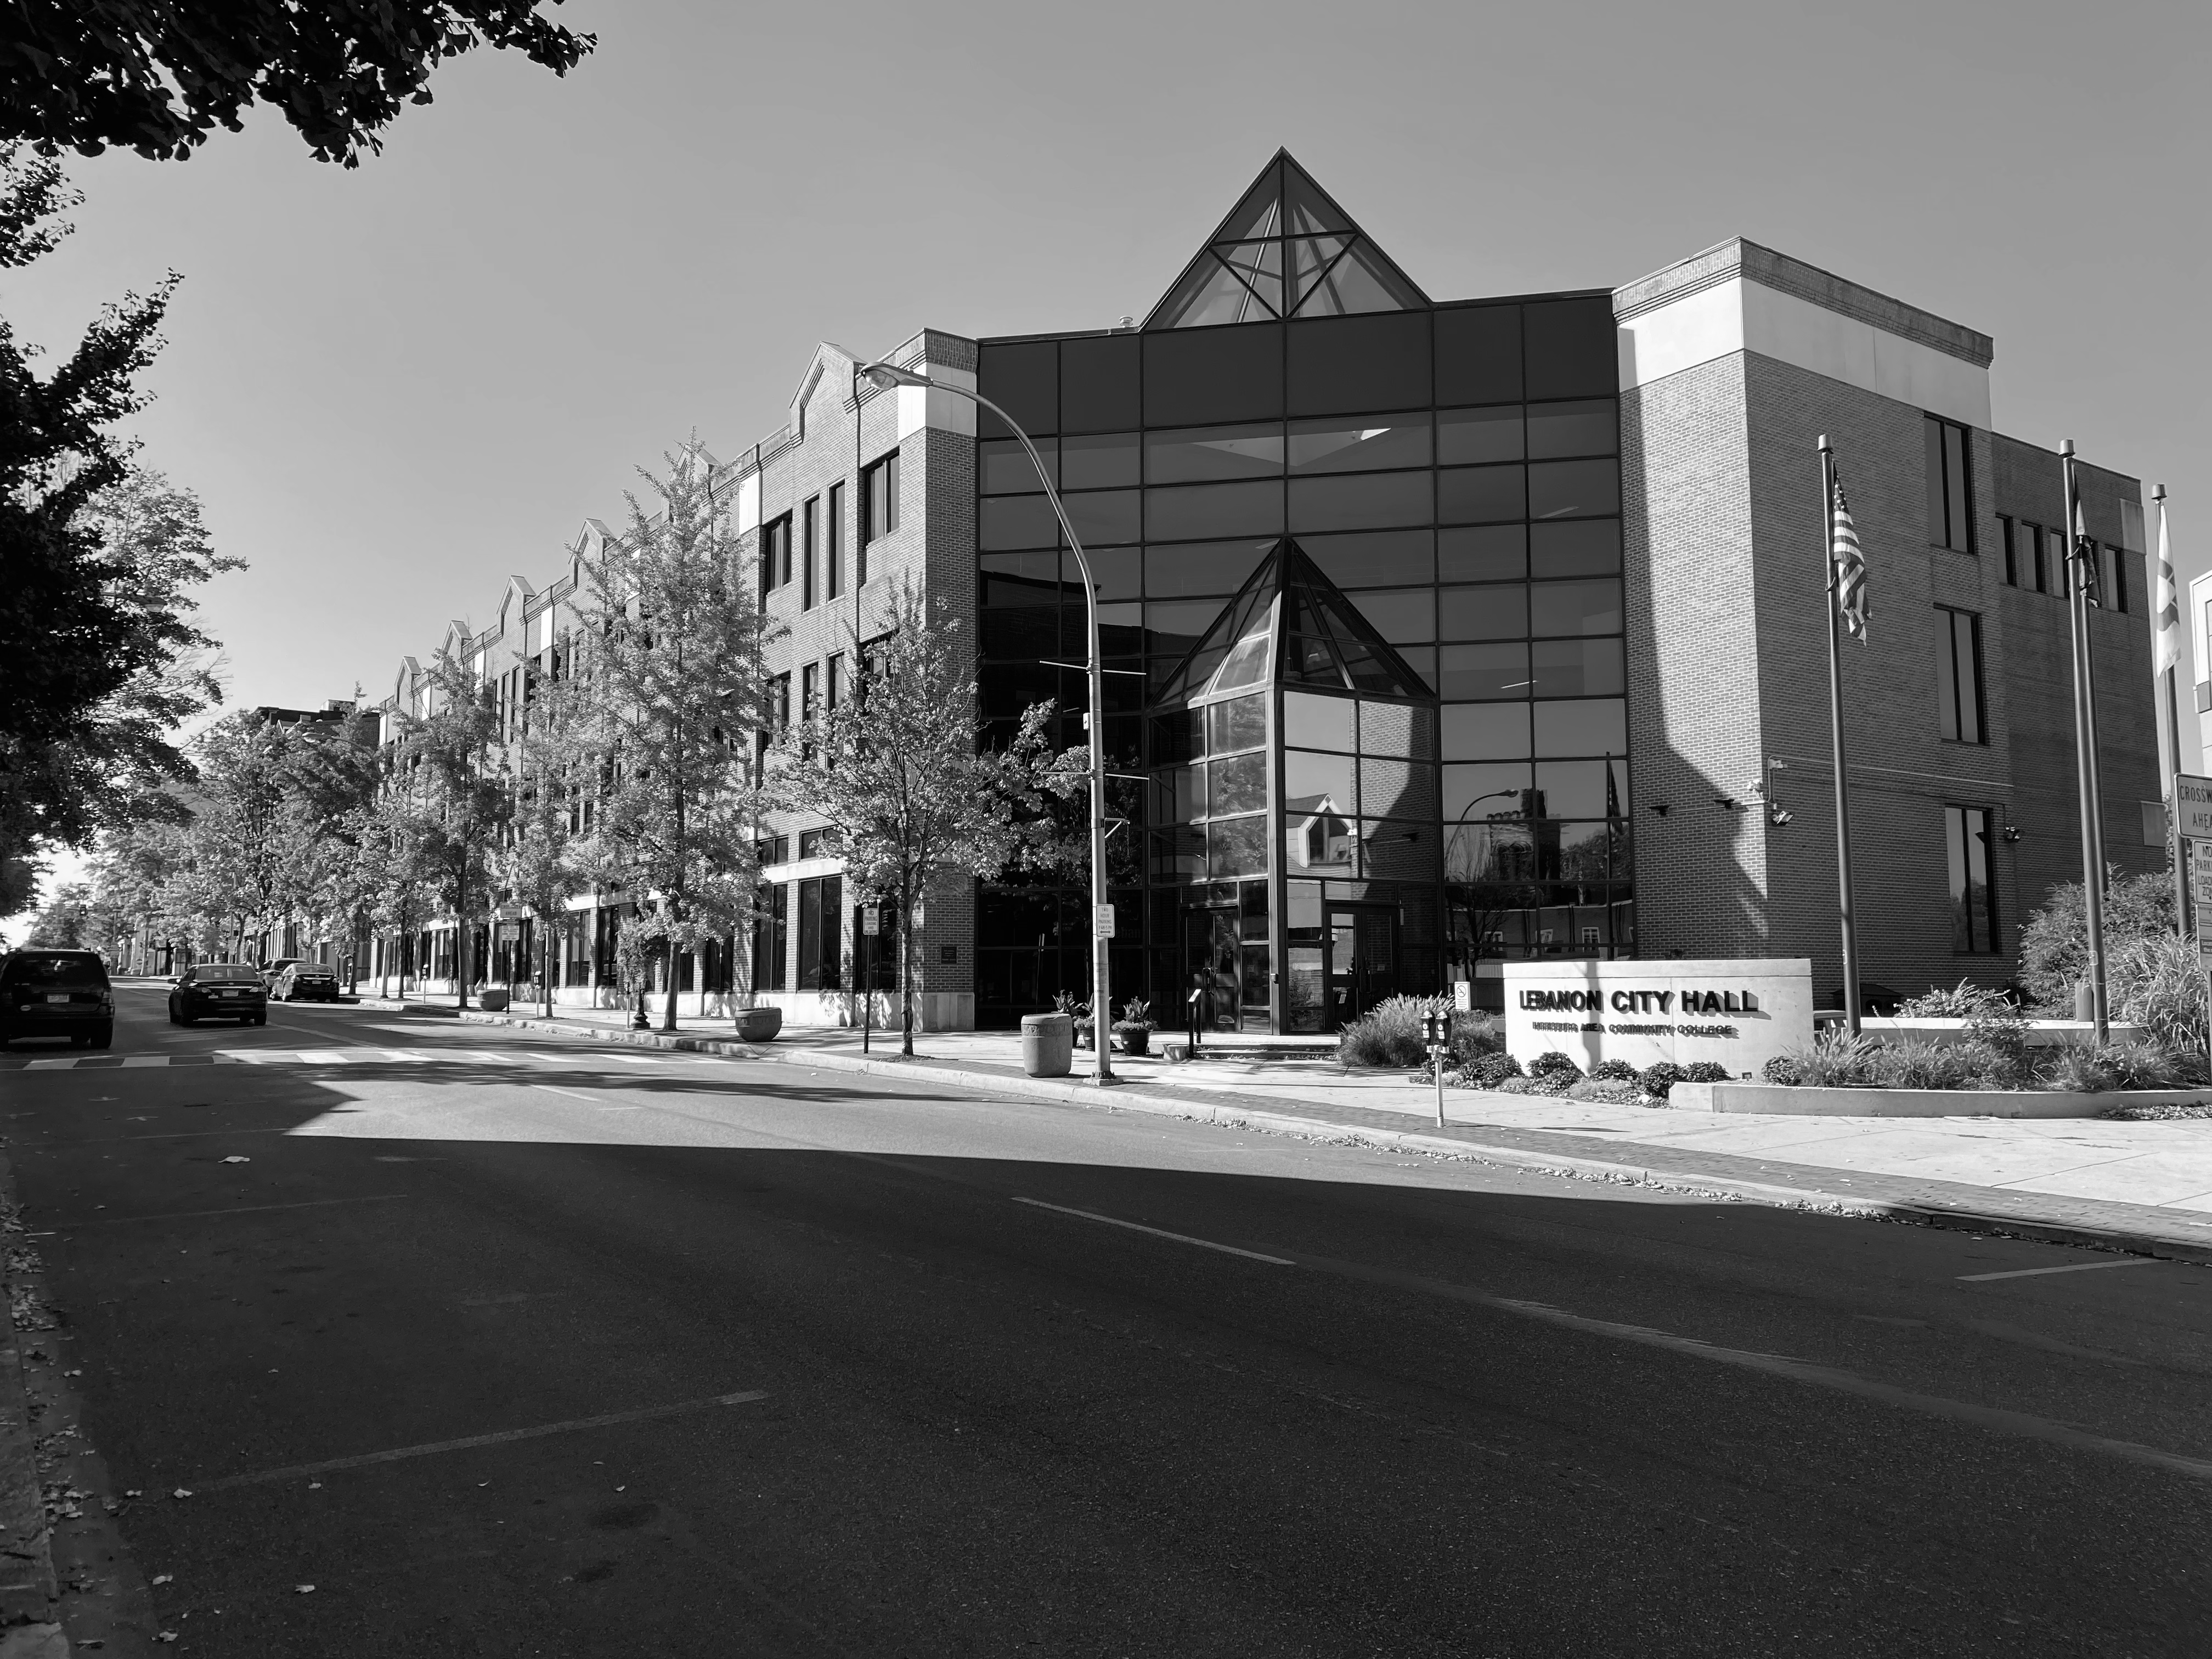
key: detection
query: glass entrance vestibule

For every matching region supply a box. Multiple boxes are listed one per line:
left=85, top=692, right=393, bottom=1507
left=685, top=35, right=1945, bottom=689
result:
left=1151, top=540, right=1440, bottom=1032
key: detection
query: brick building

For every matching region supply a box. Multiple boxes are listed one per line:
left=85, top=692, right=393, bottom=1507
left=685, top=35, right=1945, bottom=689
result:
left=369, top=151, right=2158, bottom=1028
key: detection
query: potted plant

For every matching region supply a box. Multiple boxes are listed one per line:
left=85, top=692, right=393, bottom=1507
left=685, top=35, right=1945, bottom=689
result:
left=1113, top=997, right=1156, bottom=1057
left=1058, top=990, right=1095, bottom=1050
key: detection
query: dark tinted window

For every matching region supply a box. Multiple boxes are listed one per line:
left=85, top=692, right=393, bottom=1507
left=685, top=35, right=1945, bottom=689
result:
left=3, top=953, right=106, bottom=987
left=1523, top=297, right=1617, bottom=400
left=1286, top=313, right=1431, bottom=415
left=199, top=963, right=261, bottom=983
left=1143, top=325, right=1284, bottom=427
left=1060, top=334, right=1140, bottom=433
left=977, top=340, right=1058, bottom=438
left=1435, top=304, right=1523, bottom=405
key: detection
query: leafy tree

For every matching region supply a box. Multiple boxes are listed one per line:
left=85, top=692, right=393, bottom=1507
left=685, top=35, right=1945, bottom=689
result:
left=570, top=443, right=774, bottom=1032
left=394, top=650, right=504, bottom=1008
left=493, top=663, right=585, bottom=1017
left=22, top=881, right=91, bottom=947
left=184, top=714, right=320, bottom=961
left=787, top=582, right=1080, bottom=1056
left=0, top=147, right=236, bottom=913
left=280, top=701, right=388, bottom=989
left=2016, top=867, right=2176, bottom=1013
left=350, top=754, right=438, bottom=996
left=2, top=3, right=593, bottom=166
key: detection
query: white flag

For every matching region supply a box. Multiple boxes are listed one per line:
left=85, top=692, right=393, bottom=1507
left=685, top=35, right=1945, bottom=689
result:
left=2155, top=492, right=2181, bottom=674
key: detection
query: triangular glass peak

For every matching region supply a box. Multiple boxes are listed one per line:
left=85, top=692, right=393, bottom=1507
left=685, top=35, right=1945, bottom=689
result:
left=1154, top=539, right=1436, bottom=707
left=1144, top=152, right=1429, bottom=330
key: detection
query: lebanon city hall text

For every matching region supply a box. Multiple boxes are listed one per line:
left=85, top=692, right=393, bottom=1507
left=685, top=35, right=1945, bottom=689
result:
left=353, top=151, right=2160, bottom=1036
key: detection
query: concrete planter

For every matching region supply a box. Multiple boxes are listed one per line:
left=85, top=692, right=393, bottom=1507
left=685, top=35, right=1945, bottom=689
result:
left=1671, top=1080, right=2212, bottom=1119
left=733, top=1007, right=782, bottom=1042
left=477, top=989, right=510, bottom=1012
left=1849, top=1017, right=2142, bottom=1049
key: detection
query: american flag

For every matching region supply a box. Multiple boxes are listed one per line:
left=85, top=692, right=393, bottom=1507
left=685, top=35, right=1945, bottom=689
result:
left=1831, top=476, right=1868, bottom=640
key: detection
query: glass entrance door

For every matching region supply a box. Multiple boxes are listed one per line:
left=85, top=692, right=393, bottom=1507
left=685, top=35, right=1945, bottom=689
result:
left=1324, top=905, right=1397, bottom=1029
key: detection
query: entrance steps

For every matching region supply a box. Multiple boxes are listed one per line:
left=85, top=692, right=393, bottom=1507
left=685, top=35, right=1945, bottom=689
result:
left=1160, top=1034, right=1341, bottom=1064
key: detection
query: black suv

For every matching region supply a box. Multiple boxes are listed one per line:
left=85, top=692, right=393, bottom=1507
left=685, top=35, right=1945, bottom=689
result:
left=168, top=963, right=269, bottom=1027
left=0, top=950, right=115, bottom=1049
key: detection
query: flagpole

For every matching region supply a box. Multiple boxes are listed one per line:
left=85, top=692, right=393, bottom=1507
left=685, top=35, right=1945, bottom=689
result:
left=1819, top=436, right=1861, bottom=1036
left=2062, top=439, right=2110, bottom=1042
left=2155, top=484, right=2189, bottom=946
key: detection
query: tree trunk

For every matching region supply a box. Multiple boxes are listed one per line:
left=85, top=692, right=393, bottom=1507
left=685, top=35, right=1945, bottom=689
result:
left=540, top=930, right=554, bottom=1019
left=900, top=874, right=915, bottom=1057
left=455, top=852, right=470, bottom=1011
left=661, top=928, right=678, bottom=1034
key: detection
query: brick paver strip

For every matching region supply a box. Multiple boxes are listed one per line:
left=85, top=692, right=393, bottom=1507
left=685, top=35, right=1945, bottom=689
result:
left=444, top=1008, right=2212, bottom=1268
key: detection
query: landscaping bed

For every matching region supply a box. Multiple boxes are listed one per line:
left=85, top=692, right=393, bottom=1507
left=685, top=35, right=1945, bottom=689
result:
left=1671, top=1081, right=2212, bottom=1119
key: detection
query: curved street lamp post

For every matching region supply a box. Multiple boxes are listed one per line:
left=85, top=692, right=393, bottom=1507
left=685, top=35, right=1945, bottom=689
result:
left=855, top=362, right=1116, bottom=1082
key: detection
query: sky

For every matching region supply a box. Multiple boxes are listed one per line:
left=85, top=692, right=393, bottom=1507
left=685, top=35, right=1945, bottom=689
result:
left=5, top=0, right=2208, bottom=928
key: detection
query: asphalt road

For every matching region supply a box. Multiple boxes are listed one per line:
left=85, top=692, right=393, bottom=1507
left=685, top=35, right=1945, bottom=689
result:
left=1, top=984, right=2209, bottom=1656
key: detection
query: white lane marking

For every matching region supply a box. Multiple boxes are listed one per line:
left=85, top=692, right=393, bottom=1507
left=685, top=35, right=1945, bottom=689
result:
left=80, top=1194, right=410, bottom=1226
left=1012, top=1197, right=1295, bottom=1266
left=532, top=1084, right=600, bottom=1103
left=1009, top=1198, right=2212, bottom=1483
left=1957, top=1258, right=2165, bottom=1283
left=459, top=1292, right=562, bottom=1308
left=1308, top=1252, right=2212, bottom=1483
left=187, top=1389, right=770, bottom=1493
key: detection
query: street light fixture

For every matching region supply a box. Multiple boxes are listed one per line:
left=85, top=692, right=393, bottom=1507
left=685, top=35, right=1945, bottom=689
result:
left=855, top=360, right=1116, bottom=1083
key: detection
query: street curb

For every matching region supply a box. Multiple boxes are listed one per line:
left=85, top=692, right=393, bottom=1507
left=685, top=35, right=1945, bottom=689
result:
left=450, top=1011, right=2212, bottom=1270
left=0, top=1157, right=58, bottom=1641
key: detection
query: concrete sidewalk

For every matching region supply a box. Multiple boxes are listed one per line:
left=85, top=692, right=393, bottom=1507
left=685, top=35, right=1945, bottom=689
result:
left=361, top=997, right=2212, bottom=1264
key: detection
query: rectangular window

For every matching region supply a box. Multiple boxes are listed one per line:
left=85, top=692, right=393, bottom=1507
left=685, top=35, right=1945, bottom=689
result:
left=797, top=827, right=827, bottom=860
left=862, top=450, right=900, bottom=552
left=770, top=673, right=791, bottom=737
left=1944, top=805, right=1998, bottom=953
left=751, top=884, right=787, bottom=991
left=1923, top=415, right=1974, bottom=552
left=800, top=663, right=819, bottom=761
left=854, top=904, right=898, bottom=989
left=760, top=514, right=792, bottom=600
left=797, top=874, right=843, bottom=990
left=826, top=652, right=844, bottom=712
left=1999, top=515, right=2017, bottom=586
left=802, top=495, right=819, bottom=609
left=1935, top=606, right=1985, bottom=744
left=827, top=481, right=845, bottom=600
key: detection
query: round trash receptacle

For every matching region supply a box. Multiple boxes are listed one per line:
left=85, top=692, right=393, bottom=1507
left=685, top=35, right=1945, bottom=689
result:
left=1020, top=1012, right=1074, bottom=1077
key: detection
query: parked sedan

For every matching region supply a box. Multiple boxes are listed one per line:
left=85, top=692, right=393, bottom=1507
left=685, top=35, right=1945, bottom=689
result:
left=0, top=949, right=114, bottom=1049
left=272, top=962, right=341, bottom=1002
left=168, top=963, right=268, bottom=1026
left=261, top=957, right=303, bottom=990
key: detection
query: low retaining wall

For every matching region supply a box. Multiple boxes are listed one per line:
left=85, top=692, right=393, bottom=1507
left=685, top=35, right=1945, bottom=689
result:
left=1670, top=1081, right=2212, bottom=1119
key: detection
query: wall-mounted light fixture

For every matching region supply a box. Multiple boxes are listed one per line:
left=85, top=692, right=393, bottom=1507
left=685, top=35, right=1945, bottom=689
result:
left=1649, top=803, right=1670, bottom=817
left=2002, top=822, right=2022, bottom=844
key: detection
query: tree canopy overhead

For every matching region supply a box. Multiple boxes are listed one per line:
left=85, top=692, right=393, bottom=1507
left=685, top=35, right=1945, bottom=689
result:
left=1, top=2, right=595, bottom=166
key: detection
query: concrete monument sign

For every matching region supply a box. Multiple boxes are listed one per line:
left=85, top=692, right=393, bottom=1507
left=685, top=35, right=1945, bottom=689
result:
left=1500, top=958, right=1814, bottom=1078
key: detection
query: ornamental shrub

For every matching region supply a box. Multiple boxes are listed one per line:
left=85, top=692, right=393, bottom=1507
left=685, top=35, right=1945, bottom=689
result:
left=1786, top=1031, right=1880, bottom=1087
left=1638, top=1061, right=1687, bottom=1099
left=1462, top=1051, right=1523, bottom=1088
left=1588, top=1058, right=1640, bottom=1083
left=1527, top=1049, right=1583, bottom=1081
left=1448, top=1015, right=1502, bottom=1068
left=1681, top=1061, right=1731, bottom=1084
left=2018, top=870, right=2176, bottom=1012
left=1338, top=995, right=1437, bottom=1068
left=1566, top=1078, right=1641, bottom=1104
left=1897, top=978, right=2014, bottom=1020
left=2108, top=933, right=2210, bottom=1060
left=1760, top=1054, right=1802, bottom=1085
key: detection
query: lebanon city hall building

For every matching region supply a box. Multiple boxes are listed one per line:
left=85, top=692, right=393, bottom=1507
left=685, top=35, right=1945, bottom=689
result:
left=368, top=152, right=2159, bottom=1033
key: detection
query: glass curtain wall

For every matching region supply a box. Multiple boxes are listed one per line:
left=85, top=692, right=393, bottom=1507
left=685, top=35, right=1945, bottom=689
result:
left=974, top=294, right=1628, bottom=1029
